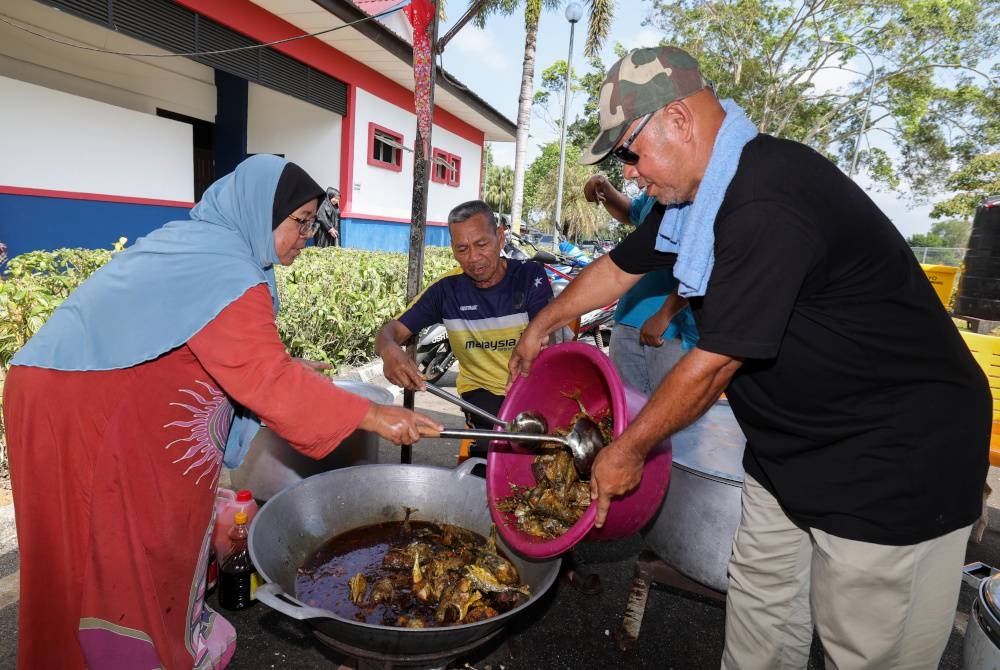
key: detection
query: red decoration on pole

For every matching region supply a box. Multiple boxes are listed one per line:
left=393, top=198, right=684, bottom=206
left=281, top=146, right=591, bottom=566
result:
left=404, top=0, right=435, bottom=158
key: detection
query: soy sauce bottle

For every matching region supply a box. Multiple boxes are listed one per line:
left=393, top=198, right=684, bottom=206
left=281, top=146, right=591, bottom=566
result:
left=218, top=511, right=259, bottom=610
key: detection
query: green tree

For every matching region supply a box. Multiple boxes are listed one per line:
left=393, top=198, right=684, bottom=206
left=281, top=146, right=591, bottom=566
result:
left=483, top=163, right=515, bottom=216
left=532, top=58, right=586, bottom=136
left=928, top=219, right=973, bottom=248
left=476, top=0, right=617, bottom=233
left=567, top=46, right=628, bottom=154
left=532, top=144, right=613, bottom=240
left=532, top=52, right=626, bottom=201
left=932, top=152, right=1000, bottom=219
left=906, top=232, right=946, bottom=247
left=642, top=0, right=998, bottom=194
left=481, top=144, right=515, bottom=215
left=523, top=141, right=563, bottom=215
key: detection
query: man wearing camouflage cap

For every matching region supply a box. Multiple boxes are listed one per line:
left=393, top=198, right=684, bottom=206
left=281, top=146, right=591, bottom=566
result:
left=510, top=46, right=989, bottom=669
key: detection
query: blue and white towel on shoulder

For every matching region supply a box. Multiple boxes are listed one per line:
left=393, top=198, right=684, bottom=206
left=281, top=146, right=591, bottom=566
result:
left=655, top=99, right=758, bottom=297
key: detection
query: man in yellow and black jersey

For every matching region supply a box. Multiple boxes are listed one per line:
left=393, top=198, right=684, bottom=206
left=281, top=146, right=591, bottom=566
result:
left=376, top=200, right=553, bottom=456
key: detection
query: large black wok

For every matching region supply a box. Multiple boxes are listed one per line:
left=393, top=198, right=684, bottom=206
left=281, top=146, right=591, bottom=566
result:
left=249, top=459, right=562, bottom=656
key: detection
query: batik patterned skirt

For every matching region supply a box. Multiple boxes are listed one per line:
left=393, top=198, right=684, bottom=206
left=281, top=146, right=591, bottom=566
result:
left=5, top=344, right=237, bottom=669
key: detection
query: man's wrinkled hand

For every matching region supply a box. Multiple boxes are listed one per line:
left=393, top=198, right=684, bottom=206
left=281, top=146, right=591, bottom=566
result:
left=639, top=314, right=669, bottom=347
left=583, top=175, right=610, bottom=204
left=508, top=326, right=548, bottom=389
left=381, top=348, right=426, bottom=391
left=588, top=442, right=645, bottom=528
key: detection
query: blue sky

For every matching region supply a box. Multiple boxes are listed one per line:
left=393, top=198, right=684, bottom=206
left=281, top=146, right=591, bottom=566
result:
left=436, top=0, right=938, bottom=238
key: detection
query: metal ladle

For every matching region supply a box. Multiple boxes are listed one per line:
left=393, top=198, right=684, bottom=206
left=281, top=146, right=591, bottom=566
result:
left=423, top=382, right=548, bottom=435
left=418, top=417, right=606, bottom=474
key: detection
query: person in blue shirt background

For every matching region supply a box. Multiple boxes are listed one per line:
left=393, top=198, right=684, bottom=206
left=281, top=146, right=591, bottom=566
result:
left=583, top=174, right=699, bottom=395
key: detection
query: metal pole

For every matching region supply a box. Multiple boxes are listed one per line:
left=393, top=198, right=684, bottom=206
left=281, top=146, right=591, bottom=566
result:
left=553, top=16, right=578, bottom=251
left=849, top=45, right=876, bottom=177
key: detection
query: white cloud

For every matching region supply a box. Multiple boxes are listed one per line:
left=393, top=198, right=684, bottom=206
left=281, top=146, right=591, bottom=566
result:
left=488, top=142, right=516, bottom=168
left=862, top=180, right=935, bottom=238
left=805, top=63, right=860, bottom=94
left=448, top=26, right=509, bottom=72
left=615, top=27, right=662, bottom=54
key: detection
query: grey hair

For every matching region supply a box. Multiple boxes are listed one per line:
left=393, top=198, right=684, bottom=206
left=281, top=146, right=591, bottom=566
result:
left=447, top=200, right=496, bottom=228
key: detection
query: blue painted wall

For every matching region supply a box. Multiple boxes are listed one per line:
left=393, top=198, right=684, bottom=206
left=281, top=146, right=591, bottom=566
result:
left=0, top=195, right=453, bottom=260
left=0, top=194, right=190, bottom=259
left=341, top=218, right=451, bottom=252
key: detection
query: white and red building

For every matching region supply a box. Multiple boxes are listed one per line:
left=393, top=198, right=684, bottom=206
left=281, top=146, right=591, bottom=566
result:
left=0, top=0, right=515, bottom=258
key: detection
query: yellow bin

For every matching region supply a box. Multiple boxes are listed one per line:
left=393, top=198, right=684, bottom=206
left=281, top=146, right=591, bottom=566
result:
left=920, top=264, right=959, bottom=307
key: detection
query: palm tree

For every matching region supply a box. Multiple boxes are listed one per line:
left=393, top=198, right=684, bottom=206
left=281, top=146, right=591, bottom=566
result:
left=475, top=0, right=615, bottom=233
left=483, top=162, right=514, bottom=215
left=534, top=145, right=609, bottom=241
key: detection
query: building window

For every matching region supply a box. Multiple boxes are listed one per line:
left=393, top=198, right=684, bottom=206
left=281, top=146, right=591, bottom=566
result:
left=431, top=148, right=461, bottom=187
left=368, top=123, right=405, bottom=172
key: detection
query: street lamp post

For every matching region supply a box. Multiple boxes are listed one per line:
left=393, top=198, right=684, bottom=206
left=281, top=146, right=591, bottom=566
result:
left=553, top=1, right=583, bottom=251
left=820, top=35, right=876, bottom=177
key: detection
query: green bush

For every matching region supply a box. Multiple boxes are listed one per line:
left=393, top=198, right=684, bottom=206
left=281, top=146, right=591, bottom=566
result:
left=276, top=246, right=457, bottom=367
left=0, top=248, right=116, bottom=364
left=0, top=243, right=458, bottom=476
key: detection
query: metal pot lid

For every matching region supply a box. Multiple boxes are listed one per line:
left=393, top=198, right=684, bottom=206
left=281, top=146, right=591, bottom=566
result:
left=331, top=379, right=395, bottom=404
left=669, top=399, right=746, bottom=484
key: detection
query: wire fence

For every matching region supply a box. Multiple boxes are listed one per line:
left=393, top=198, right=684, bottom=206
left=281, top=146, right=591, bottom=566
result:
left=910, top=247, right=966, bottom=267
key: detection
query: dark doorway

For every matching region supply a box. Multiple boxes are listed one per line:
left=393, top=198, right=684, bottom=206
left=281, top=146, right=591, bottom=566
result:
left=157, top=109, right=215, bottom=201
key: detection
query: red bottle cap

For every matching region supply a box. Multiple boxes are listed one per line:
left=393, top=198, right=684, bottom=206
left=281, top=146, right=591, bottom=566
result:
left=235, top=489, right=253, bottom=502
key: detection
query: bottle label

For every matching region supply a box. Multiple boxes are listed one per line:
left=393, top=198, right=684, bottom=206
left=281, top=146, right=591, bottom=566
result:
left=250, top=572, right=261, bottom=600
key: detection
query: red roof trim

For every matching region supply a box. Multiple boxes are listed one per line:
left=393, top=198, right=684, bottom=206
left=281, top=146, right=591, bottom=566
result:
left=173, top=0, right=485, bottom=146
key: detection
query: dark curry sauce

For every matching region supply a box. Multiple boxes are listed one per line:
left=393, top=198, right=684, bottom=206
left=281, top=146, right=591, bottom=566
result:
left=295, top=520, right=526, bottom=628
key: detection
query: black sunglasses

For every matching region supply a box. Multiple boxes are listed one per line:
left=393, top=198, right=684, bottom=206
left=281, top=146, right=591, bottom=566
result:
left=611, top=113, right=652, bottom=166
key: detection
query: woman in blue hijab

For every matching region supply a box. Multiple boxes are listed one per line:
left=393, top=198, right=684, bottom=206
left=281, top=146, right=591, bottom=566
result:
left=3, top=155, right=441, bottom=669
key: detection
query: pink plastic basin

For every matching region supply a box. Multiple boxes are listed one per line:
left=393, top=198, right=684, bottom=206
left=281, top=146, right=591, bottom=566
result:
left=487, top=342, right=672, bottom=559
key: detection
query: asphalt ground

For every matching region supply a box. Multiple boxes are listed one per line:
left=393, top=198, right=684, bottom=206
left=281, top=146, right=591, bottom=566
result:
left=0, top=363, right=998, bottom=668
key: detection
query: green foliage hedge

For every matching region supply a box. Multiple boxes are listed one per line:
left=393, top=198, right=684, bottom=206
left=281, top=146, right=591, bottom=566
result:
left=275, top=247, right=457, bottom=368
left=0, top=244, right=458, bottom=474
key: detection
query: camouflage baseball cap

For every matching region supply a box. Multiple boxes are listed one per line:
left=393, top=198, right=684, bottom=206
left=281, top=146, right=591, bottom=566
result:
left=580, top=46, right=708, bottom=165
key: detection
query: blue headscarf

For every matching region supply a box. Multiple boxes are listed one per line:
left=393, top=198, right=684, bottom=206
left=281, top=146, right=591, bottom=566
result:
left=13, top=154, right=321, bottom=466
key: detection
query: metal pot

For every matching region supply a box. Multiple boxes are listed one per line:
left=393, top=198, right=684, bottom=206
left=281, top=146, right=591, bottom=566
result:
left=230, top=380, right=392, bottom=501
left=965, top=568, right=1000, bottom=669
left=249, top=459, right=562, bottom=656
left=641, top=399, right=746, bottom=593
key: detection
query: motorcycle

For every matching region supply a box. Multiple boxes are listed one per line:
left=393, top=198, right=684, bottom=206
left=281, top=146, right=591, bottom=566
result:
left=513, top=234, right=617, bottom=348
left=414, top=323, right=455, bottom=384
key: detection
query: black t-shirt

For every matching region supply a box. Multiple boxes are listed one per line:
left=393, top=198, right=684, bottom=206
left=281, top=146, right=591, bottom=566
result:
left=611, top=134, right=990, bottom=545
